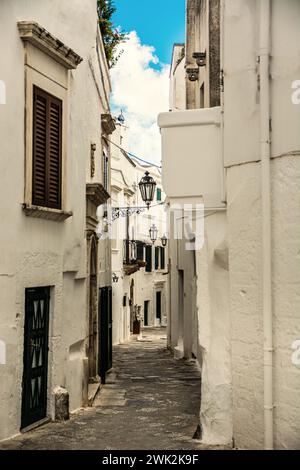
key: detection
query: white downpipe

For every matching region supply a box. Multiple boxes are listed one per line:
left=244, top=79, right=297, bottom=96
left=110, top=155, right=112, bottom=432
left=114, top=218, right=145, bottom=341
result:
left=220, top=0, right=226, bottom=203
left=259, top=0, right=273, bottom=450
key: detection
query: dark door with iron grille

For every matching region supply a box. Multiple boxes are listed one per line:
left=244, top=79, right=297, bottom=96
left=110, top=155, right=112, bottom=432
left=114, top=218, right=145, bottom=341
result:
left=99, top=286, right=112, bottom=383
left=21, top=287, right=50, bottom=429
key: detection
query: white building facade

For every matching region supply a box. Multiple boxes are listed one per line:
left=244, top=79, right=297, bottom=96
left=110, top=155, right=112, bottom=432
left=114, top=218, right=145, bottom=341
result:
left=0, top=0, right=113, bottom=441
left=159, top=0, right=300, bottom=450
left=111, top=123, right=168, bottom=346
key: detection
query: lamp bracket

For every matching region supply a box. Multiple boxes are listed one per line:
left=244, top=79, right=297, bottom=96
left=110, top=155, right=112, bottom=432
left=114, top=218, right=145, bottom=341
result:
left=112, top=206, right=146, bottom=221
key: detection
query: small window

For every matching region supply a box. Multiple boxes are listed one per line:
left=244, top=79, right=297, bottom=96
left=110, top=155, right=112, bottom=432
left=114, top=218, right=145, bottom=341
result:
left=160, top=247, right=165, bottom=270
left=32, top=86, right=62, bottom=209
left=155, top=247, right=160, bottom=270
left=103, top=150, right=109, bottom=191
left=157, top=188, right=162, bottom=201
left=145, top=245, right=152, bottom=272
left=136, top=241, right=145, bottom=262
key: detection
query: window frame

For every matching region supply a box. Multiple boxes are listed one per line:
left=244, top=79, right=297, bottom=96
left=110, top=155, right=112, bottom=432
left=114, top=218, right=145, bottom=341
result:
left=22, top=39, right=71, bottom=221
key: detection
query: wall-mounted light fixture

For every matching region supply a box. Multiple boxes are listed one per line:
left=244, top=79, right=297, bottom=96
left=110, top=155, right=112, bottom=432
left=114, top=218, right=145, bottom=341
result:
left=139, top=171, right=157, bottom=209
left=161, top=234, right=168, bottom=247
left=112, top=273, right=119, bottom=283
left=186, top=67, right=199, bottom=82
left=149, top=224, right=158, bottom=244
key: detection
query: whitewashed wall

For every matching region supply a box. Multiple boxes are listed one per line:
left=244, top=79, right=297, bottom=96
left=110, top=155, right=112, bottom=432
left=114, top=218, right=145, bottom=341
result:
left=162, top=0, right=300, bottom=450
left=0, top=0, right=108, bottom=441
left=224, top=0, right=300, bottom=449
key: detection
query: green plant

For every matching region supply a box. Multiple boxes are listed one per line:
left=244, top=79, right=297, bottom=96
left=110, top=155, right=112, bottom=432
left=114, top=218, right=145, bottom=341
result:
left=97, top=0, right=127, bottom=68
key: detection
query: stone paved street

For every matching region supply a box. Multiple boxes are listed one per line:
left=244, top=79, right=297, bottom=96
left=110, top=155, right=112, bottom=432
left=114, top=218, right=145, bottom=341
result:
left=0, top=328, right=210, bottom=450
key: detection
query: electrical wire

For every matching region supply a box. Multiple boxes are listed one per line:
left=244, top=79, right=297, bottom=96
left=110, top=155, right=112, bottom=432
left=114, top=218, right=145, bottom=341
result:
left=103, top=136, right=162, bottom=169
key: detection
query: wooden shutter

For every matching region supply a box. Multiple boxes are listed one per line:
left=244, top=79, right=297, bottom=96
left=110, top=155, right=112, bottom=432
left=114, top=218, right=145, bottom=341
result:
left=157, top=188, right=162, bottom=201
left=48, top=97, right=62, bottom=208
left=136, top=241, right=145, bottom=262
left=32, top=89, right=47, bottom=206
left=32, top=86, right=62, bottom=209
left=160, top=247, right=165, bottom=270
left=145, top=245, right=152, bottom=272
left=103, top=151, right=109, bottom=191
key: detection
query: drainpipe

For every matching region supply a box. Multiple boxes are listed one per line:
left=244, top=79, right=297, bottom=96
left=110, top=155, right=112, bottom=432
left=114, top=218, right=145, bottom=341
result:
left=259, top=0, right=273, bottom=450
left=220, top=0, right=226, bottom=203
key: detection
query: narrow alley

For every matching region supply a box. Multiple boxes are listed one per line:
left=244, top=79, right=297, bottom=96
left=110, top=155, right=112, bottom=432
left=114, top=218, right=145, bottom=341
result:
left=0, top=328, right=204, bottom=451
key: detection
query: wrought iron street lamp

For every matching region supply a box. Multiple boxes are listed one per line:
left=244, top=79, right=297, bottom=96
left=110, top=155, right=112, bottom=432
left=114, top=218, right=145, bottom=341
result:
left=139, top=171, right=157, bottom=209
left=161, top=234, right=168, bottom=247
left=111, top=172, right=158, bottom=221
left=149, top=224, right=158, bottom=244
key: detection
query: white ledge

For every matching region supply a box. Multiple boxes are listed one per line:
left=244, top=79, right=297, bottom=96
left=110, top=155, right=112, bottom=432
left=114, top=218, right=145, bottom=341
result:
left=18, top=21, right=83, bottom=70
left=158, top=106, right=221, bottom=129
left=22, top=204, right=73, bottom=222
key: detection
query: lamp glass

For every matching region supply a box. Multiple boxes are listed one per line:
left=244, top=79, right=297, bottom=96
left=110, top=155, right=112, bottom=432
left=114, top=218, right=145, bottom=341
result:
left=139, top=171, right=156, bottom=207
left=149, top=224, right=158, bottom=243
left=161, top=235, right=168, bottom=247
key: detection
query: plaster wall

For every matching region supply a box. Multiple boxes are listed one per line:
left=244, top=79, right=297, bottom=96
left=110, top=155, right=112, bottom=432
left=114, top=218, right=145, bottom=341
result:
left=227, top=156, right=300, bottom=450
left=0, top=0, right=109, bottom=441
left=224, top=0, right=300, bottom=449
left=162, top=0, right=300, bottom=449
left=196, top=212, right=231, bottom=445
left=169, top=44, right=186, bottom=111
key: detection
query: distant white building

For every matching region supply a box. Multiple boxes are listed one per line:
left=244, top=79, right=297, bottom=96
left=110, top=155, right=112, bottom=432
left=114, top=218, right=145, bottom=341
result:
left=111, top=122, right=168, bottom=345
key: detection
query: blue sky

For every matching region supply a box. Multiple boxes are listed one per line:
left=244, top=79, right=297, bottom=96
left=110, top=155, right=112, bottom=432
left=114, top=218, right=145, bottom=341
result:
left=110, top=1, right=186, bottom=164
left=112, top=0, right=186, bottom=67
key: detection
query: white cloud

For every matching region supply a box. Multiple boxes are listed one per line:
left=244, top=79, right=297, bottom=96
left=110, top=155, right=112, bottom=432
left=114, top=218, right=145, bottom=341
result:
left=110, top=31, right=170, bottom=165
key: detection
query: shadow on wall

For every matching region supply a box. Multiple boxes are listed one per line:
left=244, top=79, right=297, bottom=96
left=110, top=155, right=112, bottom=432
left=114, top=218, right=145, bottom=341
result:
left=0, top=340, right=6, bottom=364
left=0, top=80, right=6, bottom=104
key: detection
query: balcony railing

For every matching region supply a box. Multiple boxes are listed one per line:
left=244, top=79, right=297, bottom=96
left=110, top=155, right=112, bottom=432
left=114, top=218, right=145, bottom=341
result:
left=123, top=240, right=146, bottom=275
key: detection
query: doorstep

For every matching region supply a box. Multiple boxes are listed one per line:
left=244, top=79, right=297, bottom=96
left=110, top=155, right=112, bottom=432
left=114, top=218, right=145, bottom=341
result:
left=21, top=417, right=51, bottom=434
left=88, top=382, right=101, bottom=406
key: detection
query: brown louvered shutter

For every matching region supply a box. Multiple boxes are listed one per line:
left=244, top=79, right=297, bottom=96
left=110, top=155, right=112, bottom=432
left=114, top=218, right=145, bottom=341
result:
left=32, top=88, right=47, bottom=206
left=32, top=86, right=62, bottom=209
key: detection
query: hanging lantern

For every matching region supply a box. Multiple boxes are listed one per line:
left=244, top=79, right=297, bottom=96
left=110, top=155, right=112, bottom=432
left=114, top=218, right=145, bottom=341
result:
left=149, top=224, right=158, bottom=244
left=138, top=171, right=157, bottom=209
left=161, top=234, right=168, bottom=247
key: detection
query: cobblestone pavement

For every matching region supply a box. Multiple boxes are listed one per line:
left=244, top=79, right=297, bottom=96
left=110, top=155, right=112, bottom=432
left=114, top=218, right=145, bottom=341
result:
left=0, top=328, right=211, bottom=450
